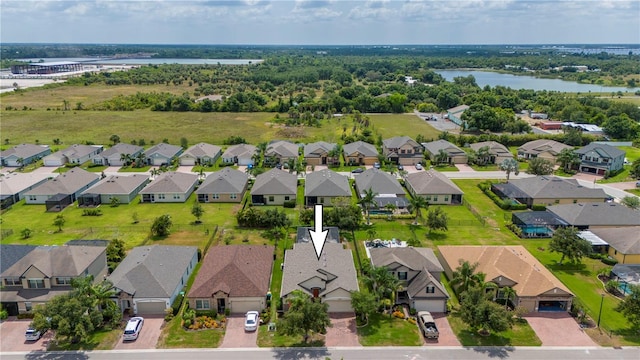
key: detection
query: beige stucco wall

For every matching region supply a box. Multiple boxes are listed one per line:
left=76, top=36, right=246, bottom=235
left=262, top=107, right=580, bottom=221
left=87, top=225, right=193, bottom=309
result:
left=608, top=248, right=640, bottom=264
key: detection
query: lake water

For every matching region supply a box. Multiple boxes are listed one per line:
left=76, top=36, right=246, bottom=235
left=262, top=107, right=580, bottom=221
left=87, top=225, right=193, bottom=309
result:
left=435, top=70, right=639, bottom=93
left=18, top=58, right=263, bottom=65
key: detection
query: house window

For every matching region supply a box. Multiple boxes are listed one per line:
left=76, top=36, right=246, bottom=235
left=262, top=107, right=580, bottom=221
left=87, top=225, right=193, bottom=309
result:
left=158, top=194, right=165, bottom=200
left=433, top=196, right=438, bottom=201
left=25, top=302, right=32, bottom=312
left=555, top=199, right=560, bottom=204
left=426, top=286, right=435, bottom=294
left=195, top=300, right=210, bottom=310
left=4, top=277, right=20, bottom=286
left=29, top=195, right=37, bottom=201
left=268, top=196, right=275, bottom=202
left=173, top=194, right=180, bottom=200
left=212, top=194, right=219, bottom=199
left=320, top=197, right=324, bottom=204
left=398, top=272, right=408, bottom=280
left=56, top=277, right=72, bottom=285
left=573, top=199, right=578, bottom=204
left=28, top=279, right=45, bottom=289
left=230, top=194, right=237, bottom=200
left=426, top=196, right=431, bottom=201
left=444, top=196, right=449, bottom=202
left=284, top=196, right=290, bottom=201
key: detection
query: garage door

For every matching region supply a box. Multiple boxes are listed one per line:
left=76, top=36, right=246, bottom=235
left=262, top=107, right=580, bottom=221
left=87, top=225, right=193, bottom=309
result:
left=136, top=301, right=167, bottom=315
left=230, top=300, right=262, bottom=314
left=413, top=299, right=446, bottom=313
left=181, top=158, right=196, bottom=166
left=326, top=300, right=353, bottom=313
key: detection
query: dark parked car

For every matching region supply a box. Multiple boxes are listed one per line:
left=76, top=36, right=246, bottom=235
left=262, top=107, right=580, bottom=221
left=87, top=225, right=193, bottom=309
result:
left=351, top=168, right=364, bottom=174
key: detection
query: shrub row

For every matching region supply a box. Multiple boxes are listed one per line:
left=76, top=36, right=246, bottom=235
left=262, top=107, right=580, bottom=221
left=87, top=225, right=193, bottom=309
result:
left=82, top=209, right=102, bottom=216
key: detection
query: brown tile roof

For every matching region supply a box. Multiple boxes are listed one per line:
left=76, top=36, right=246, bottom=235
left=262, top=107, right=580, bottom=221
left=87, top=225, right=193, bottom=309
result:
left=188, top=245, right=274, bottom=298
left=438, top=245, right=573, bottom=298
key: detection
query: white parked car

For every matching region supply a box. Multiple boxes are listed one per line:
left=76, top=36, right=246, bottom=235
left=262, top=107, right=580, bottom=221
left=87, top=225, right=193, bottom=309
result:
left=123, top=317, right=144, bottom=341
left=415, top=163, right=423, bottom=170
left=25, top=328, right=44, bottom=341
left=244, top=311, right=260, bottom=332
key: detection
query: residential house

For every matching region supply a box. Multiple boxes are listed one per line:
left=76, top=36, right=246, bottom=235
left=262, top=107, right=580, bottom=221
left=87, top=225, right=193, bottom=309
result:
left=0, top=144, right=51, bottom=167
left=188, top=245, right=274, bottom=314
left=304, top=169, right=351, bottom=207
left=139, top=171, right=198, bottom=203
left=0, top=244, right=37, bottom=315
left=438, top=245, right=574, bottom=312
left=24, top=168, right=100, bottom=204
left=382, top=136, right=424, bottom=166
left=354, top=168, right=408, bottom=209
left=446, top=105, right=469, bottom=127
left=404, top=170, right=464, bottom=205
left=491, top=176, right=608, bottom=208
left=108, top=245, right=198, bottom=315
left=0, top=245, right=107, bottom=315
left=43, top=144, right=104, bottom=167
left=79, top=174, right=150, bottom=205
left=265, top=140, right=299, bottom=166
left=517, top=140, right=572, bottom=163
left=304, top=141, right=338, bottom=166
left=92, top=143, right=144, bottom=166
left=343, top=141, right=379, bottom=166
left=470, top=141, right=513, bottom=164
left=144, top=143, right=183, bottom=166
left=370, top=247, right=449, bottom=313
left=281, top=243, right=359, bottom=312
left=547, top=203, right=640, bottom=230
left=422, top=140, right=468, bottom=164
left=251, top=168, right=297, bottom=205
left=179, top=142, right=222, bottom=166
left=296, top=226, right=341, bottom=244
left=221, top=144, right=257, bottom=166
left=196, top=168, right=248, bottom=203
left=575, top=142, right=625, bottom=175
left=0, top=172, right=51, bottom=209
left=583, top=227, right=640, bottom=264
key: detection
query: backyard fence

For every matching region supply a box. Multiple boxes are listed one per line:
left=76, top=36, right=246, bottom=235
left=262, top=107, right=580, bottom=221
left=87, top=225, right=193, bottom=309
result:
left=462, top=198, right=486, bottom=226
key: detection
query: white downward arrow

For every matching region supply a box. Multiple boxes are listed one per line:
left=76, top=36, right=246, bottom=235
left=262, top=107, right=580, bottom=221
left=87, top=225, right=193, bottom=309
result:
left=308, top=204, right=328, bottom=260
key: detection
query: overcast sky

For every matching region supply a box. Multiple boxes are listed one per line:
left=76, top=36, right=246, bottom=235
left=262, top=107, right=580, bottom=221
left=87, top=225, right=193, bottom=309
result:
left=1, top=0, right=639, bottom=45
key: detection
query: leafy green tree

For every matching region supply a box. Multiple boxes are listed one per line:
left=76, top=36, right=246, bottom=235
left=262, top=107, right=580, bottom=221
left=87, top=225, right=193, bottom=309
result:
left=299, top=208, right=313, bottom=225
left=191, top=202, right=205, bottom=223
left=501, top=286, right=516, bottom=310
left=630, top=159, right=640, bottom=179
left=563, top=127, right=583, bottom=146
left=408, top=196, right=429, bottom=225
left=459, top=285, right=513, bottom=335
left=323, top=205, right=363, bottom=230
left=621, top=196, right=640, bottom=210
left=109, top=134, right=120, bottom=145
left=526, top=157, right=554, bottom=175
left=426, top=207, right=448, bottom=234
left=53, top=214, right=65, bottom=232
left=358, top=188, right=379, bottom=225
left=106, top=239, right=126, bottom=271
left=602, top=114, right=640, bottom=140
left=351, top=291, right=377, bottom=323
left=278, top=290, right=331, bottom=343
left=20, top=228, right=32, bottom=239
left=549, top=226, right=591, bottom=264
left=151, top=214, right=172, bottom=237
left=557, top=148, right=580, bottom=173
left=499, top=158, right=520, bottom=182
left=180, top=137, right=189, bottom=149
left=616, top=284, right=640, bottom=330
left=110, top=197, right=120, bottom=207
left=450, top=260, right=485, bottom=295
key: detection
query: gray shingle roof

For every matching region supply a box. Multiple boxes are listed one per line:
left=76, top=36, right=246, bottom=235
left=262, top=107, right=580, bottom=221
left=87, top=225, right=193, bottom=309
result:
left=0, top=144, right=50, bottom=159
left=251, top=168, right=297, bottom=196
left=470, top=141, right=511, bottom=156
left=108, top=245, right=197, bottom=298
left=1, top=245, right=105, bottom=278
left=304, top=141, right=336, bottom=157
left=281, top=243, right=359, bottom=298
left=343, top=141, right=378, bottom=157
left=547, top=203, right=640, bottom=227
left=99, top=143, right=143, bottom=158
left=405, top=170, right=463, bottom=195
left=589, top=227, right=640, bottom=255
left=0, top=244, right=37, bottom=273
left=382, top=136, right=420, bottom=149
left=575, top=142, right=625, bottom=158
left=422, top=140, right=465, bottom=157
left=196, top=168, right=248, bottom=194
left=140, top=171, right=198, bottom=194
left=188, top=245, right=274, bottom=298
left=24, top=168, right=100, bottom=196
left=48, top=144, right=102, bottom=161
left=0, top=172, right=51, bottom=196
left=180, top=142, right=222, bottom=159
left=222, top=144, right=257, bottom=159
left=82, top=174, right=149, bottom=195
left=370, top=247, right=444, bottom=274
left=144, top=143, right=183, bottom=158
left=266, top=140, right=299, bottom=158
left=354, top=168, right=404, bottom=196
left=493, top=176, right=607, bottom=200
left=517, top=140, right=572, bottom=156
left=305, top=169, right=351, bottom=197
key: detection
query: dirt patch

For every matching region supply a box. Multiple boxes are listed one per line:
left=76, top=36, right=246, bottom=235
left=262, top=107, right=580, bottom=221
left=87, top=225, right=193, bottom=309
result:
left=275, top=127, right=306, bottom=138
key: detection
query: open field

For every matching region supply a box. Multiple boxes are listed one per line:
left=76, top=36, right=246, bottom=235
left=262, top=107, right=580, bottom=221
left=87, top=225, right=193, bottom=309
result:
left=0, top=111, right=440, bottom=147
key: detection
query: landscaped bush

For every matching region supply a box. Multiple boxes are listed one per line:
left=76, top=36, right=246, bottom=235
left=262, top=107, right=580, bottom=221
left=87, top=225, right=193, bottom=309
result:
left=195, top=309, right=218, bottom=318
left=64, top=163, right=80, bottom=168
left=82, top=209, right=102, bottom=216
left=531, top=204, right=547, bottom=211
left=283, top=200, right=296, bottom=208
left=407, top=317, right=417, bottom=325
left=478, top=181, right=527, bottom=210
left=392, top=310, right=405, bottom=319
left=602, top=257, right=618, bottom=266
left=505, top=223, right=523, bottom=237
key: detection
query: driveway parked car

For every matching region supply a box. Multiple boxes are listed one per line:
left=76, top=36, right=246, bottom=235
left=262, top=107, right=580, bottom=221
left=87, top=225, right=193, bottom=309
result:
left=123, top=317, right=144, bottom=341
left=351, top=168, right=364, bottom=174
left=415, top=163, right=423, bottom=170
left=244, top=311, right=259, bottom=332
left=25, top=328, right=44, bottom=341
left=373, top=162, right=381, bottom=169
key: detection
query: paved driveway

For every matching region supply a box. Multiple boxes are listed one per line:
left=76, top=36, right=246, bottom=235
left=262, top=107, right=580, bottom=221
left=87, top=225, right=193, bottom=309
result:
left=325, top=313, right=360, bottom=347
left=0, top=319, right=53, bottom=352
left=524, top=312, right=596, bottom=346
left=454, top=163, right=475, bottom=172
left=220, top=315, right=257, bottom=348
left=422, top=313, right=461, bottom=346
left=114, top=316, right=164, bottom=350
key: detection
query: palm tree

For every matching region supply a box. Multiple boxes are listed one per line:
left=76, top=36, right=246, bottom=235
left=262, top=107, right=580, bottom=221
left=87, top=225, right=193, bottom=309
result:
left=16, top=157, right=24, bottom=170
left=501, top=286, right=516, bottom=310
left=557, top=148, right=580, bottom=173
left=435, top=149, right=449, bottom=165
left=286, top=158, right=296, bottom=174
left=358, top=188, right=378, bottom=225
left=475, top=146, right=491, bottom=166
left=408, top=196, right=429, bottom=225
left=120, top=153, right=132, bottom=166
left=499, top=158, right=520, bottom=182
left=450, top=260, right=485, bottom=295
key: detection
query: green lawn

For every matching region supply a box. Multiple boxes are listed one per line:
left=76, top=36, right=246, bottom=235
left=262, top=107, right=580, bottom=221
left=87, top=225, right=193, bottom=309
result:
left=49, top=328, right=122, bottom=351
left=448, top=313, right=542, bottom=346
left=158, top=315, right=224, bottom=348
left=358, top=313, right=423, bottom=346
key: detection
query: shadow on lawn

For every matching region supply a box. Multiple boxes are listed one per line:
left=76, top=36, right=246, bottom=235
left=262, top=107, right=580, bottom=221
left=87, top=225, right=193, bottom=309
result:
left=547, top=262, right=590, bottom=276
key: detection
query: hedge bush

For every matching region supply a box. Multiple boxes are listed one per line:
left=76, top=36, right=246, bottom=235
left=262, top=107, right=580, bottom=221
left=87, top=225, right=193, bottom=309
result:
left=602, top=257, right=618, bottom=266
left=531, top=204, right=547, bottom=211
left=283, top=200, right=296, bottom=208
